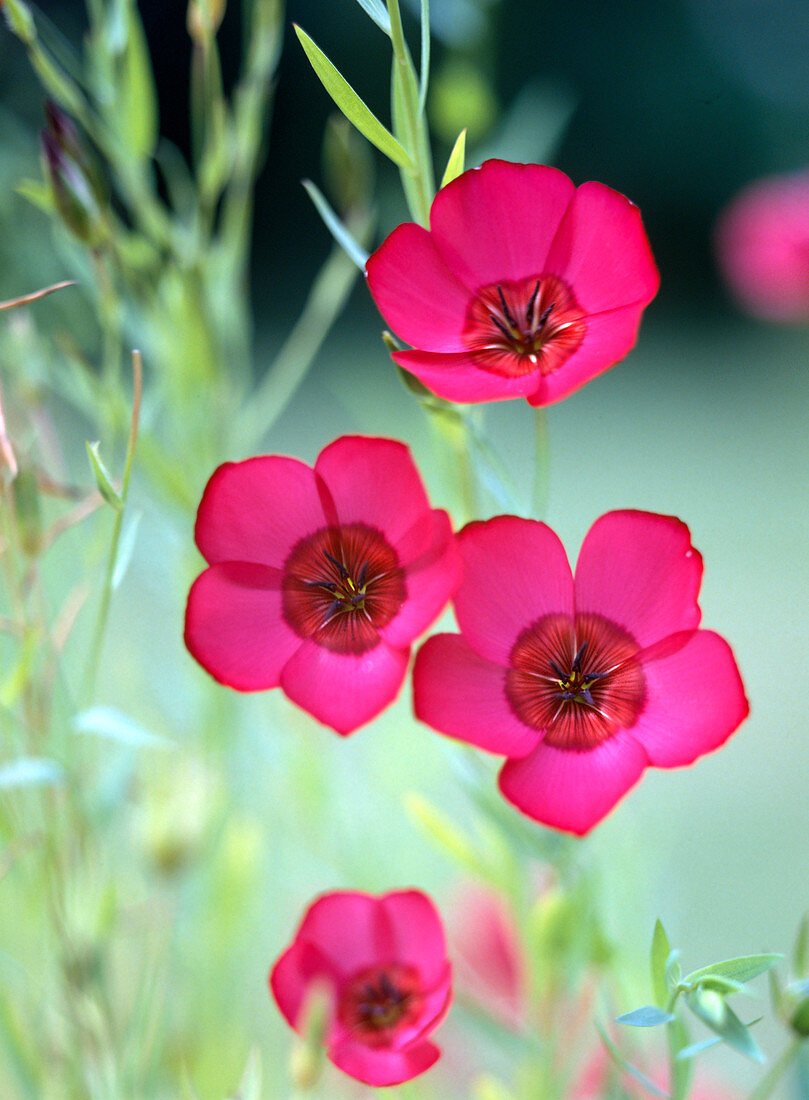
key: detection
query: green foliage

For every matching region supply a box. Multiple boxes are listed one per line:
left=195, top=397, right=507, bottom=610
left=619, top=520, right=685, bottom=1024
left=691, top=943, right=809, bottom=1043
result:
left=616, top=1005, right=675, bottom=1027
left=86, top=440, right=122, bottom=510
left=294, top=25, right=411, bottom=168
left=440, top=127, right=466, bottom=188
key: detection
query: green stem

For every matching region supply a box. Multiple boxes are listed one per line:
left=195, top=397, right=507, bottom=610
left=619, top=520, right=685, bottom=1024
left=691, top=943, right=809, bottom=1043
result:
left=748, top=1037, right=802, bottom=1100
left=83, top=350, right=142, bottom=703
left=387, top=0, right=434, bottom=225
left=531, top=406, right=550, bottom=519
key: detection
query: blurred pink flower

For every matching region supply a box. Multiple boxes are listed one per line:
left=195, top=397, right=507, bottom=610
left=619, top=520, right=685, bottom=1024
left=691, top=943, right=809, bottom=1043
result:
left=366, top=159, right=658, bottom=406
left=715, top=170, right=809, bottom=321
left=184, top=435, right=460, bottom=734
left=270, top=889, right=452, bottom=1087
left=413, top=511, right=748, bottom=835
left=449, top=884, right=526, bottom=1027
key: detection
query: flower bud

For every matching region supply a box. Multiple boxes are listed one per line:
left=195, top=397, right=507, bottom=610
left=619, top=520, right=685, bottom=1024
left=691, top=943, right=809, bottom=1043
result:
left=321, top=113, right=374, bottom=217
left=187, top=0, right=226, bottom=41
left=41, top=102, right=105, bottom=246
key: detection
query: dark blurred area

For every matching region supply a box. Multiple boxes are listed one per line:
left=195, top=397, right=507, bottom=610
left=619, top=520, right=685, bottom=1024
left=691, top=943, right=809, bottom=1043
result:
left=3, top=0, right=809, bottom=320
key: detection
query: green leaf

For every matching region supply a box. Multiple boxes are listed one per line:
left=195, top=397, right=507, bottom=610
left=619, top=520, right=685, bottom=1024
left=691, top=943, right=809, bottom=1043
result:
left=86, top=441, right=122, bottom=510
left=294, top=26, right=411, bottom=168
left=665, top=948, right=682, bottom=993
left=440, top=128, right=466, bottom=188
left=15, top=179, right=55, bottom=214
left=651, top=919, right=671, bottom=1008
left=685, top=992, right=765, bottom=1062
left=227, top=1047, right=262, bottom=1100
left=794, top=916, right=808, bottom=977
left=2, top=0, right=35, bottom=44
left=683, top=954, right=782, bottom=987
left=695, top=975, right=749, bottom=996
left=72, top=706, right=172, bottom=749
left=118, top=3, right=159, bottom=161
left=111, top=511, right=141, bottom=589
left=354, top=0, right=391, bottom=34
left=595, top=1021, right=669, bottom=1099
left=418, top=0, right=430, bottom=113
left=301, top=180, right=369, bottom=270
left=676, top=1035, right=723, bottom=1060
left=616, top=1005, right=675, bottom=1027
left=0, top=757, right=64, bottom=790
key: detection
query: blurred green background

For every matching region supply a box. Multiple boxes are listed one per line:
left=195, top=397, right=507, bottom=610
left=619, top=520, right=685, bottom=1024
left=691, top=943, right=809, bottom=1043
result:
left=1, top=1, right=808, bottom=1097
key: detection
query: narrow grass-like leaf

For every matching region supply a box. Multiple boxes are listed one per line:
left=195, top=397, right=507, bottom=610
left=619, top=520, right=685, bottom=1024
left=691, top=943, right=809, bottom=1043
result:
left=227, top=1047, right=262, bottom=1100
left=617, top=1005, right=675, bottom=1027
left=665, top=948, right=682, bottom=993
left=418, top=0, right=430, bottom=113
left=72, top=705, right=172, bottom=749
left=595, top=1021, right=669, bottom=1099
left=676, top=1035, right=723, bottom=1060
left=301, top=180, right=369, bottom=269
left=294, top=26, right=411, bottom=168
left=0, top=758, right=64, bottom=790
left=354, top=0, right=391, bottom=34
left=2, top=0, right=36, bottom=43
left=684, top=954, right=782, bottom=987
left=86, top=441, right=122, bottom=510
left=440, top=128, right=466, bottom=188
left=651, top=920, right=671, bottom=1008
left=685, top=993, right=765, bottom=1062
left=794, top=916, right=808, bottom=976
left=111, top=511, right=141, bottom=589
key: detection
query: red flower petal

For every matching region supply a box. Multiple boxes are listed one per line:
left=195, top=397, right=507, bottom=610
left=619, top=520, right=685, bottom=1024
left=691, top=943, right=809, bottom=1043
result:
left=280, top=638, right=410, bottom=735
left=413, top=635, right=542, bottom=758
left=269, top=938, right=340, bottom=1033
left=454, top=517, right=574, bottom=664
left=574, top=511, right=703, bottom=647
left=292, top=892, right=385, bottom=977
left=194, top=456, right=323, bottom=566
left=364, top=223, right=472, bottom=351
left=544, top=180, right=660, bottom=313
left=430, top=160, right=576, bottom=289
left=378, top=891, right=450, bottom=985
left=393, top=349, right=542, bottom=403
left=184, top=563, right=300, bottom=690
left=329, top=1038, right=441, bottom=1087
left=315, top=436, right=432, bottom=547
left=526, top=302, right=651, bottom=407
left=380, top=512, right=461, bottom=648
left=498, top=730, right=648, bottom=835
left=629, top=630, right=749, bottom=767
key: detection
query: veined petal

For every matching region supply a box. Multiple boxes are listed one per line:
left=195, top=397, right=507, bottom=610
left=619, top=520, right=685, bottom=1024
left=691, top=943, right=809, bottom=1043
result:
left=544, top=180, right=659, bottom=313
left=315, top=436, right=432, bottom=547
left=184, top=563, right=299, bottom=691
left=525, top=301, right=650, bottom=408
left=574, top=511, right=703, bottom=647
left=430, top=160, right=576, bottom=290
left=454, top=517, right=574, bottom=664
left=329, top=1039, right=441, bottom=1087
left=498, top=730, right=648, bottom=835
left=280, top=637, right=410, bottom=734
left=379, top=512, right=460, bottom=648
left=413, top=635, right=542, bottom=758
left=393, top=349, right=542, bottom=403
left=365, top=223, right=472, bottom=351
left=630, top=630, right=749, bottom=767
left=194, top=456, right=324, bottom=566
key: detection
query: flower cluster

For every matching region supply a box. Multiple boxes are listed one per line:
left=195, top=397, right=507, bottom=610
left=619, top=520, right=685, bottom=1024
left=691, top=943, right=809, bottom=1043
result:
left=183, top=160, right=750, bottom=1086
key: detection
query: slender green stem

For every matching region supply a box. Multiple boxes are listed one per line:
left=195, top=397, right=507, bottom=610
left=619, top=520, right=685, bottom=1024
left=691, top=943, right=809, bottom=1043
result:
left=387, top=0, right=434, bottom=225
left=83, top=350, right=142, bottom=702
left=748, top=1037, right=802, bottom=1100
left=531, top=406, right=550, bottom=519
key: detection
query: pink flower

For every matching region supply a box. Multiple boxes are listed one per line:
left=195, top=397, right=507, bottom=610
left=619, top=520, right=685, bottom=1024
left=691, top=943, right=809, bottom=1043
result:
left=449, top=884, right=526, bottom=1027
left=365, top=160, right=658, bottom=406
left=413, top=511, right=748, bottom=835
left=184, top=436, right=460, bottom=734
left=715, top=169, right=809, bottom=321
left=269, top=889, right=453, bottom=1087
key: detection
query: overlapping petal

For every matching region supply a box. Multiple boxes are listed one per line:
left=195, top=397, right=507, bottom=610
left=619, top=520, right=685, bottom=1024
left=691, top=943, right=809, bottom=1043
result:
left=413, top=635, right=541, bottom=758
left=392, top=349, right=542, bottom=403
left=629, top=630, right=749, bottom=767
left=184, top=563, right=299, bottom=691
left=330, top=1039, right=441, bottom=1087
left=380, top=512, right=461, bottom=647
left=454, top=517, right=574, bottom=664
left=574, top=510, right=703, bottom=646
left=498, top=731, right=649, bottom=836
left=194, top=455, right=323, bottom=566
left=280, top=638, right=410, bottom=735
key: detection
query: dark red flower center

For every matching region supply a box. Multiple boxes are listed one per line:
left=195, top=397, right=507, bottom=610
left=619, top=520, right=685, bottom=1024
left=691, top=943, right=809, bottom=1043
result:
left=339, top=964, right=423, bottom=1048
left=462, top=274, right=586, bottom=378
left=505, top=612, right=645, bottom=749
left=282, top=524, right=406, bottom=654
